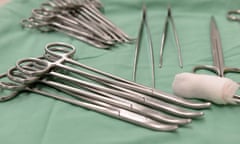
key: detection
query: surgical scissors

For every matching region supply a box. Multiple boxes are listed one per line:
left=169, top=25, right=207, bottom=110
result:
left=133, top=4, right=155, bottom=88
left=193, top=16, right=240, bottom=102
left=159, top=6, right=183, bottom=68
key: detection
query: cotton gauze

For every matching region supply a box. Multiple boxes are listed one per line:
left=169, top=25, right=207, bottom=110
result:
left=172, top=73, right=239, bottom=104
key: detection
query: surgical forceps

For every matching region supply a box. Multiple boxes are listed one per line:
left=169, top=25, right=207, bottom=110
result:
left=0, top=42, right=211, bottom=130
left=42, top=0, right=132, bottom=43
left=193, top=16, right=240, bottom=102
left=5, top=65, right=190, bottom=125
left=133, top=4, right=155, bottom=88
left=1, top=42, right=209, bottom=112
left=22, top=9, right=114, bottom=48
left=22, top=0, right=133, bottom=48
left=0, top=74, right=178, bottom=131
left=159, top=6, right=183, bottom=68
left=11, top=43, right=204, bottom=118
left=38, top=42, right=210, bottom=110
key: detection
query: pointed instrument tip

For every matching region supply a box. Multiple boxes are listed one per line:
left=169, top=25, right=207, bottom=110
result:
left=210, top=16, right=218, bottom=31
left=142, top=3, right=147, bottom=19
left=167, top=5, right=172, bottom=17
left=211, top=16, right=215, bottom=20
left=210, top=16, right=217, bottom=25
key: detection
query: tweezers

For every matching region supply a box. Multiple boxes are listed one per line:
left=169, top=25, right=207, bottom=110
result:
left=133, top=4, right=155, bottom=88
left=159, top=6, right=183, bottom=68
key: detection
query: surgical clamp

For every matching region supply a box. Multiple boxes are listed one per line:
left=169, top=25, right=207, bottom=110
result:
left=39, top=42, right=210, bottom=109
left=5, top=65, right=190, bottom=125
left=0, top=43, right=210, bottom=131
left=0, top=73, right=177, bottom=131
left=21, top=0, right=133, bottom=48
left=0, top=42, right=211, bottom=131
left=12, top=44, right=204, bottom=118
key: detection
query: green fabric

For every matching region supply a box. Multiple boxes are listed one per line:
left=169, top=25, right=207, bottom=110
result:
left=1, top=0, right=240, bottom=143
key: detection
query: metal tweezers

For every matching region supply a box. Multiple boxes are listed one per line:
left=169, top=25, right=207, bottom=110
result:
left=133, top=4, right=155, bottom=88
left=159, top=6, right=183, bottom=68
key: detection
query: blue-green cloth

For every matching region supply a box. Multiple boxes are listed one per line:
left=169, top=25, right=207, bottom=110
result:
left=1, top=0, right=240, bottom=143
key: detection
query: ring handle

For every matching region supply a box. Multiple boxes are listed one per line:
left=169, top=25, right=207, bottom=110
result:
left=21, top=17, right=53, bottom=32
left=32, top=8, right=55, bottom=21
left=0, top=73, right=22, bottom=102
left=16, top=58, right=49, bottom=77
left=45, top=42, right=76, bottom=58
left=41, top=2, right=58, bottom=11
left=7, top=66, right=39, bottom=85
left=193, top=65, right=220, bottom=76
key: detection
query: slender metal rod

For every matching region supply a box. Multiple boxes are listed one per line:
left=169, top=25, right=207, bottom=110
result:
left=159, top=6, right=183, bottom=68
left=133, top=4, right=145, bottom=82
left=168, top=7, right=183, bottom=68
left=133, top=4, right=155, bottom=88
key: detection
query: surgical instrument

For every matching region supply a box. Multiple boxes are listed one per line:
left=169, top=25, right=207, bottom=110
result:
left=5, top=65, right=190, bottom=125
left=42, top=42, right=210, bottom=109
left=14, top=52, right=203, bottom=118
left=11, top=55, right=195, bottom=123
left=0, top=74, right=177, bottom=131
left=1, top=61, right=185, bottom=131
left=43, top=1, right=130, bottom=42
left=0, top=42, right=211, bottom=131
left=133, top=4, right=155, bottom=88
left=193, top=16, right=240, bottom=103
left=159, top=6, right=183, bottom=68
left=22, top=0, right=133, bottom=48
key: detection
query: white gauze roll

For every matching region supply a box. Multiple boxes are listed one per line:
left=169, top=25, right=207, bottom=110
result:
left=172, top=72, right=239, bottom=104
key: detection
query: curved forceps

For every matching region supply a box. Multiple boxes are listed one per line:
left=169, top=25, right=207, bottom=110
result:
left=193, top=16, right=240, bottom=102
left=1, top=71, right=178, bottom=131
left=13, top=44, right=204, bottom=118
left=6, top=63, right=191, bottom=125
left=40, top=42, right=210, bottom=109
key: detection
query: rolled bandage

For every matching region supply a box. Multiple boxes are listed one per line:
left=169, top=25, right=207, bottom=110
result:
left=172, top=72, right=239, bottom=104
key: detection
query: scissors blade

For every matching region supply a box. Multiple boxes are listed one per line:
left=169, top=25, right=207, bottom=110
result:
left=210, top=16, right=225, bottom=77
